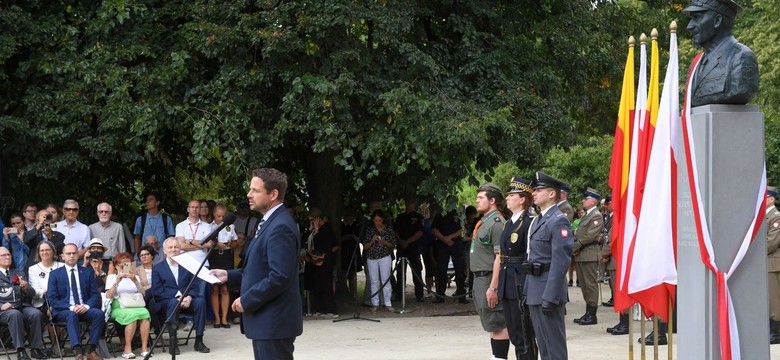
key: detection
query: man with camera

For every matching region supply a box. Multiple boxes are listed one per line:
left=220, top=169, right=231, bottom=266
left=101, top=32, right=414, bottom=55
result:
left=0, top=246, right=47, bottom=360
left=3, top=214, right=30, bottom=271
left=23, top=210, right=65, bottom=269
left=88, top=203, right=126, bottom=262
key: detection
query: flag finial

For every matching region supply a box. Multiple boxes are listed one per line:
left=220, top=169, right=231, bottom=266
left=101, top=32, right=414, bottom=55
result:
left=640, top=33, right=647, bottom=44
left=651, top=28, right=658, bottom=40
left=670, top=21, right=677, bottom=33
left=628, top=36, right=635, bottom=47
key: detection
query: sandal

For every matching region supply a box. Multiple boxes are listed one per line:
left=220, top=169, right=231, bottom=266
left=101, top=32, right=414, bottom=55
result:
left=122, top=353, right=136, bottom=359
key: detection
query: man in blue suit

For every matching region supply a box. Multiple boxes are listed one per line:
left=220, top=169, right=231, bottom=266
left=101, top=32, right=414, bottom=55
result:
left=212, top=168, right=302, bottom=360
left=149, top=237, right=209, bottom=354
left=47, top=243, right=105, bottom=360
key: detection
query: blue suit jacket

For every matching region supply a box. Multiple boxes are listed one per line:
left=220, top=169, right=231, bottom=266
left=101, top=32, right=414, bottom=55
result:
left=47, top=265, right=101, bottom=315
left=523, top=205, right=573, bottom=306
left=151, top=261, right=200, bottom=302
left=227, top=204, right=302, bottom=340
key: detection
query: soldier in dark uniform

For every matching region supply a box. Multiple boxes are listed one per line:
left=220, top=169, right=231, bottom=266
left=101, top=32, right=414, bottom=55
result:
left=684, top=0, right=758, bottom=107
left=431, top=195, right=467, bottom=304
left=572, top=188, right=604, bottom=326
left=524, top=172, right=573, bottom=360
left=557, top=185, right=576, bottom=288
left=394, top=199, right=425, bottom=302
left=499, top=177, right=537, bottom=360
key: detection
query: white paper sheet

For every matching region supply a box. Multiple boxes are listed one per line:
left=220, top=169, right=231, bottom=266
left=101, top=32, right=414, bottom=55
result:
left=171, top=253, right=222, bottom=284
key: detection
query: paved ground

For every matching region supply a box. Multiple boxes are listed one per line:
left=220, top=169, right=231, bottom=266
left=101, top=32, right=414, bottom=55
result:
left=138, top=281, right=780, bottom=360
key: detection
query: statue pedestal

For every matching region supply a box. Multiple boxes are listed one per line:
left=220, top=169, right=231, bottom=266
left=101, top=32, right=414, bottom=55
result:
left=677, top=104, right=769, bottom=359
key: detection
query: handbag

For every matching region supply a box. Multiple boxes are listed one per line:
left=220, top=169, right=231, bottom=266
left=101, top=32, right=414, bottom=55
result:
left=117, top=292, right=146, bottom=308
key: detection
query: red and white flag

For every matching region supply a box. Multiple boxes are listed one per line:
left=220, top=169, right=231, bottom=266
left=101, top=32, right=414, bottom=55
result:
left=627, top=28, right=678, bottom=322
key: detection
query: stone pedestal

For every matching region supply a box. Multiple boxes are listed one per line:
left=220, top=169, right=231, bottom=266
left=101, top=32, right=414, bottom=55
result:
left=677, top=104, right=769, bottom=359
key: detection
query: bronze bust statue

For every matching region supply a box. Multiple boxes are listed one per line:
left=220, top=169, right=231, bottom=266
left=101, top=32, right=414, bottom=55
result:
left=684, top=0, right=758, bottom=107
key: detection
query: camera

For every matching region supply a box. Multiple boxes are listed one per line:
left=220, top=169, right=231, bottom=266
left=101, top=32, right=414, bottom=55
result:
left=45, top=214, right=53, bottom=221
left=88, top=250, right=104, bottom=260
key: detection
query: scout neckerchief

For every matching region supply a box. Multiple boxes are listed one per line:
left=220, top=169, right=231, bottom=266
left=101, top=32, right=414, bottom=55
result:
left=473, top=209, right=500, bottom=246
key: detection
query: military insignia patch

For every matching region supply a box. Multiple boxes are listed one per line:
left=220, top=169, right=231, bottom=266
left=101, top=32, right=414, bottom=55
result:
left=225, top=226, right=231, bottom=232
left=561, top=229, right=569, bottom=238
left=511, top=233, right=518, bottom=243
left=494, top=216, right=501, bottom=222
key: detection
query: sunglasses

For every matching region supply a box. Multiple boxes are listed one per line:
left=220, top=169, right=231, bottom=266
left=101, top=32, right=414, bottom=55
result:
left=64, top=207, right=79, bottom=212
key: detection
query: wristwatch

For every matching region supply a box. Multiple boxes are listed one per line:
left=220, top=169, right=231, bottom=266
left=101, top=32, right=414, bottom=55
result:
left=488, top=287, right=498, bottom=292
left=188, top=240, right=193, bottom=245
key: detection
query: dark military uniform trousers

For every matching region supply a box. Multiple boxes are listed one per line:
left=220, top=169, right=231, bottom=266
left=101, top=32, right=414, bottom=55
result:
left=770, top=271, right=780, bottom=321
left=0, top=306, right=45, bottom=349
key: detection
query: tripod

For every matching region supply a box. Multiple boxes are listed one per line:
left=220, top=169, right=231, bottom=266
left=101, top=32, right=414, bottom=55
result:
left=333, top=235, right=379, bottom=323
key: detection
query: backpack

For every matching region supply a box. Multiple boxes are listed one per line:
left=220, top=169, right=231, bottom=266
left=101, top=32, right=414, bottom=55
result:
left=136, top=212, right=172, bottom=239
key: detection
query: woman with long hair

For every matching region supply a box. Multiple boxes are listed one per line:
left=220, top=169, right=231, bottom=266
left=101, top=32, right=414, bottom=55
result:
left=361, top=209, right=397, bottom=312
left=208, top=204, right=237, bottom=328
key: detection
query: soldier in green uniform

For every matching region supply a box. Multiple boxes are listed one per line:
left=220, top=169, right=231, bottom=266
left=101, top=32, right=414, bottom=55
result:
left=572, top=188, right=604, bottom=326
left=767, top=186, right=780, bottom=344
left=472, top=183, right=510, bottom=360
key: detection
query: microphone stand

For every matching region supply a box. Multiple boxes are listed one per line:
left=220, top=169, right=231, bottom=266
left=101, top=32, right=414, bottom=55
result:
left=144, top=214, right=236, bottom=360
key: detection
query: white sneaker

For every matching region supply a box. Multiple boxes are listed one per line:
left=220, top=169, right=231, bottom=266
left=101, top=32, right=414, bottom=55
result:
left=182, top=320, right=194, bottom=332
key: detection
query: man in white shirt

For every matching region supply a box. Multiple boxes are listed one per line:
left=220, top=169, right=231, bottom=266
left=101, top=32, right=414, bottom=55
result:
left=56, top=200, right=91, bottom=260
left=175, top=200, right=212, bottom=297
left=88, top=203, right=126, bottom=261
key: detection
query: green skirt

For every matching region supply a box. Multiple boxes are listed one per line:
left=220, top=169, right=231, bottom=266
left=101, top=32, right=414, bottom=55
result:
left=110, top=296, right=151, bottom=326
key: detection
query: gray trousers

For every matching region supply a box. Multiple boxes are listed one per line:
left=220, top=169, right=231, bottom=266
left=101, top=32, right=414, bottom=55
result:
left=528, top=303, right=567, bottom=360
left=0, top=306, right=45, bottom=349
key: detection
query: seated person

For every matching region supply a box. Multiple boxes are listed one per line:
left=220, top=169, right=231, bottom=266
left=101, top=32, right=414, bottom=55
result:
left=27, top=240, right=64, bottom=358
left=0, top=246, right=47, bottom=360
left=47, top=243, right=105, bottom=360
left=149, top=238, right=209, bottom=354
left=82, top=238, right=113, bottom=276
left=105, top=252, right=151, bottom=359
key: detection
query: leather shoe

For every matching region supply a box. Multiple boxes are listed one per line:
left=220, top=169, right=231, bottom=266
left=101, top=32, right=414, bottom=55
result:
left=432, top=297, right=444, bottom=304
left=458, top=297, right=469, bottom=304
left=602, top=299, right=614, bottom=307
left=30, top=349, right=47, bottom=359
left=17, top=349, right=30, bottom=360
left=194, top=342, right=210, bottom=353
left=86, top=351, right=103, bottom=360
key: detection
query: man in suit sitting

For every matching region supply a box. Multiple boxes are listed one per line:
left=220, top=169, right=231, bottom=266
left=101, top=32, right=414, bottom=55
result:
left=0, top=246, right=47, bottom=360
left=47, top=243, right=104, bottom=360
left=149, top=237, right=209, bottom=354
left=211, top=168, right=302, bottom=360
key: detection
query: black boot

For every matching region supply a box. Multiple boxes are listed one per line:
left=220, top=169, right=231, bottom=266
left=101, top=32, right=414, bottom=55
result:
left=640, top=321, right=668, bottom=345
left=578, top=304, right=598, bottom=325
left=770, top=319, right=780, bottom=344
left=611, top=314, right=629, bottom=335
left=573, top=306, right=588, bottom=324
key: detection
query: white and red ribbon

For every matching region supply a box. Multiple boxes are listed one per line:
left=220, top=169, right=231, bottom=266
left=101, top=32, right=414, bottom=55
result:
left=680, top=53, right=767, bottom=360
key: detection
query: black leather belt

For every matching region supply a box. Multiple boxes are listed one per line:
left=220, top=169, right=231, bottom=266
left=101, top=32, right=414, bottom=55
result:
left=501, top=256, right=526, bottom=264
left=521, top=262, right=551, bottom=275
left=473, top=271, right=493, bottom=277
